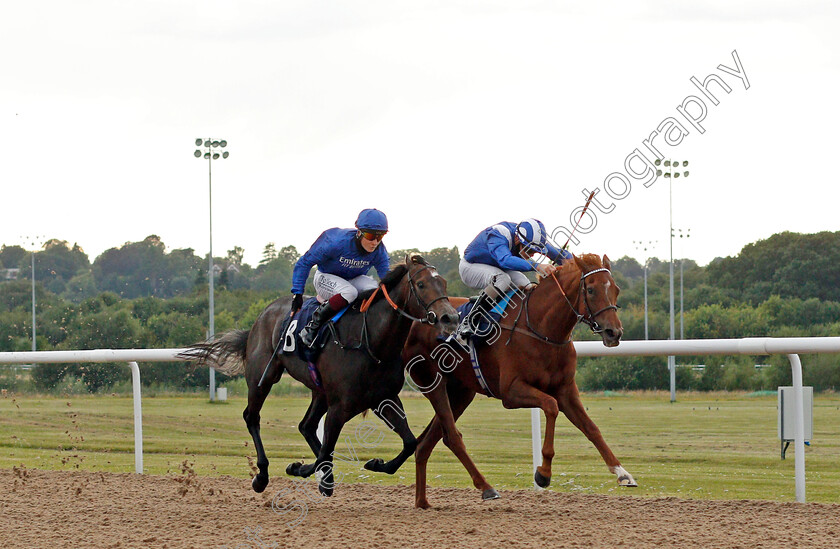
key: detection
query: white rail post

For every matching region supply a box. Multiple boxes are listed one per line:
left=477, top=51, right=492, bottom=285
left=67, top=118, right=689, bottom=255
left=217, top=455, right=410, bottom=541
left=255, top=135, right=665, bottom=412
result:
left=531, top=408, right=541, bottom=489
left=787, top=354, right=806, bottom=502
left=128, top=361, right=143, bottom=474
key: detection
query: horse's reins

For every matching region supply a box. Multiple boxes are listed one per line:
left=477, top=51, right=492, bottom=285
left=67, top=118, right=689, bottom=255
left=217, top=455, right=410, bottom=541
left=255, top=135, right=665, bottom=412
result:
left=555, top=267, right=619, bottom=334
left=501, top=266, right=618, bottom=346
left=360, top=264, right=446, bottom=325
left=326, top=263, right=446, bottom=363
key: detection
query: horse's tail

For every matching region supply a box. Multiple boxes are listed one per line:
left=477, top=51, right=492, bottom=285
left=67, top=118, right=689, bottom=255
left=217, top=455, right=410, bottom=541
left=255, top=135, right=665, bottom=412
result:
left=177, top=329, right=249, bottom=376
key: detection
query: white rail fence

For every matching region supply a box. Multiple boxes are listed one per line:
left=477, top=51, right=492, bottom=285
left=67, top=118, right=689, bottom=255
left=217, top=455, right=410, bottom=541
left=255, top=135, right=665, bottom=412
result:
left=0, top=349, right=183, bottom=476
left=2, top=336, right=839, bottom=503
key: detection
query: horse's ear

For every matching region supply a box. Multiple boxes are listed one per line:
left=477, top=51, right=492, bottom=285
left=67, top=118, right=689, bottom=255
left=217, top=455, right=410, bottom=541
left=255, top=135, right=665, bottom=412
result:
left=603, top=255, right=612, bottom=270
left=573, top=254, right=586, bottom=272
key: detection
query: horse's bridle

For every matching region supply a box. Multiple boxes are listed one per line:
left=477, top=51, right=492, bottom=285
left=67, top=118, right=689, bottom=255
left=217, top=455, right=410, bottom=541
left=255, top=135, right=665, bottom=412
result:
left=513, top=266, right=619, bottom=345
left=335, top=263, right=447, bottom=364
left=574, top=267, right=620, bottom=334
left=362, top=263, right=448, bottom=326
left=405, top=264, right=451, bottom=325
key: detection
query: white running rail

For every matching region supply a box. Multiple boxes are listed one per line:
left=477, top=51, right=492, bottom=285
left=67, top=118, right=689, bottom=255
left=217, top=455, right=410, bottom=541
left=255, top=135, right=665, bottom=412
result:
left=529, top=336, right=840, bottom=503
left=4, top=337, right=840, bottom=502
left=0, top=349, right=183, bottom=474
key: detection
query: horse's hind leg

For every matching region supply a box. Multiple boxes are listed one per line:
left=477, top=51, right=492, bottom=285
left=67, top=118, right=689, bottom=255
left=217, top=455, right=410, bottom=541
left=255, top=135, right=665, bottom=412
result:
left=244, top=376, right=274, bottom=493
left=298, top=392, right=327, bottom=457
left=415, top=381, right=495, bottom=509
left=556, top=381, right=637, bottom=487
left=363, top=395, right=417, bottom=475
left=414, top=415, right=443, bottom=509
left=287, top=406, right=349, bottom=497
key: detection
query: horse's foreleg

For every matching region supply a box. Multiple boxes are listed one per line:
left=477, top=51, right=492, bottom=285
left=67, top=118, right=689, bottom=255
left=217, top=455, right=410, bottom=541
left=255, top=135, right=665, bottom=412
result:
left=556, top=383, right=637, bottom=487
left=244, top=382, right=273, bottom=493
left=500, top=380, right=559, bottom=488
left=364, top=396, right=416, bottom=475
left=298, top=392, right=328, bottom=457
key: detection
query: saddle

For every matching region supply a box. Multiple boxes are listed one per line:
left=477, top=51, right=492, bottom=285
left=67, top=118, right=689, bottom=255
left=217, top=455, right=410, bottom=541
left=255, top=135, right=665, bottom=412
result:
left=448, top=289, right=520, bottom=345
left=279, top=297, right=350, bottom=363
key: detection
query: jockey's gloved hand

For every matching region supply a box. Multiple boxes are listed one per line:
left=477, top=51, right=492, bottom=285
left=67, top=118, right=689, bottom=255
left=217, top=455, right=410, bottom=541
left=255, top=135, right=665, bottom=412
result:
left=292, top=294, right=303, bottom=312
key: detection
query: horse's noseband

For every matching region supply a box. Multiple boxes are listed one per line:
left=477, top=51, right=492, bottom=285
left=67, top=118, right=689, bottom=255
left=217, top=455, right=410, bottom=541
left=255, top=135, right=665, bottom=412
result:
left=400, top=265, right=449, bottom=325
left=579, top=268, right=619, bottom=334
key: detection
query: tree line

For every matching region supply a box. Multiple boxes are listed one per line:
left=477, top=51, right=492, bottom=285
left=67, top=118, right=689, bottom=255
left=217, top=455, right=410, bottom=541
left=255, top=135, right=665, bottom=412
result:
left=0, top=231, right=838, bottom=392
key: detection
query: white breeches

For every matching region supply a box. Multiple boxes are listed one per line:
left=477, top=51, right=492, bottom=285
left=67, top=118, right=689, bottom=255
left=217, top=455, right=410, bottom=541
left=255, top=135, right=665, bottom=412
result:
left=458, top=259, right=530, bottom=291
left=313, top=271, right=379, bottom=303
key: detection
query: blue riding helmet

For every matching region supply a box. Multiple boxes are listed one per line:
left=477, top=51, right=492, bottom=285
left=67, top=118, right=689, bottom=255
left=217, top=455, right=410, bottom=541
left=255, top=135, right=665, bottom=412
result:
left=515, top=218, right=548, bottom=253
left=355, top=208, right=388, bottom=232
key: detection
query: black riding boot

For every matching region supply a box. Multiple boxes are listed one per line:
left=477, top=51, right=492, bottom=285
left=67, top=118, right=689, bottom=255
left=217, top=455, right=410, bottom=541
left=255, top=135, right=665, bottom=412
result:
left=455, top=285, right=502, bottom=342
left=300, top=301, right=338, bottom=348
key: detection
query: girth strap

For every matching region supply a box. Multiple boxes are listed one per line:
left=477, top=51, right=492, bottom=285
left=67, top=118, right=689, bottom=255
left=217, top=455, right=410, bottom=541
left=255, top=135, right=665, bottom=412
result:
left=467, top=339, right=496, bottom=398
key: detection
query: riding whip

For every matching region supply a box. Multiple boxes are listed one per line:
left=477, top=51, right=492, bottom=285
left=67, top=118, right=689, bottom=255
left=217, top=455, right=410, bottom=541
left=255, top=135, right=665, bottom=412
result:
left=562, top=190, right=596, bottom=251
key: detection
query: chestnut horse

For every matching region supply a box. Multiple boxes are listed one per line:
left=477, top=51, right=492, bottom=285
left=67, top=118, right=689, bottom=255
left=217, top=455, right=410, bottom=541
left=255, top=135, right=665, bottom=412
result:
left=180, top=255, right=458, bottom=497
left=402, top=253, right=636, bottom=508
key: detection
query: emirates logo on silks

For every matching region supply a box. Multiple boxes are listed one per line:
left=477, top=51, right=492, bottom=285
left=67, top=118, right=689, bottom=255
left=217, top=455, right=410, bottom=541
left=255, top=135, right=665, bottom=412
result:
left=339, top=257, right=370, bottom=268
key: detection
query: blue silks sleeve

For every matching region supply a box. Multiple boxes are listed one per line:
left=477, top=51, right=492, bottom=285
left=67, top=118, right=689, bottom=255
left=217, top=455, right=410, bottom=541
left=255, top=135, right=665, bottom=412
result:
left=374, top=244, right=390, bottom=280
left=545, top=241, right=573, bottom=264
left=291, top=231, right=330, bottom=294
left=486, top=232, right=534, bottom=271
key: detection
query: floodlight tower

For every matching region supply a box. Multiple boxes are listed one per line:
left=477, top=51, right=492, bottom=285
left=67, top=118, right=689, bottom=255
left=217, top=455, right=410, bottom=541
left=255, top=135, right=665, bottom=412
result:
left=23, top=235, right=44, bottom=352
left=654, top=159, right=689, bottom=403
left=632, top=240, right=658, bottom=340
left=193, top=138, right=229, bottom=401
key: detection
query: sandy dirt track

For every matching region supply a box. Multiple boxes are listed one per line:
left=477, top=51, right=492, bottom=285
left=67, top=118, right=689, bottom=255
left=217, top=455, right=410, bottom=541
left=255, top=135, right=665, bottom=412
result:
left=2, top=467, right=838, bottom=548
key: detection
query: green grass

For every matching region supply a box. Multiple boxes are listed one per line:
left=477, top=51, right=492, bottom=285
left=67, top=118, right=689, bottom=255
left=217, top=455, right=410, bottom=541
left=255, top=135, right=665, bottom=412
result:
left=1, top=388, right=839, bottom=503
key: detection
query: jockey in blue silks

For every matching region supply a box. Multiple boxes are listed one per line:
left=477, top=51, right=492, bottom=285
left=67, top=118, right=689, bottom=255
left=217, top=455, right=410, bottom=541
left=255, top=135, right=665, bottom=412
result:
left=456, top=218, right=573, bottom=340
left=291, top=208, right=390, bottom=347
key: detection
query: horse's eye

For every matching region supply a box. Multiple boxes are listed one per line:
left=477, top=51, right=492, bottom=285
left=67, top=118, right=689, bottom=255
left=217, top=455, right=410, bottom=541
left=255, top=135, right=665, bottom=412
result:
left=587, top=287, right=594, bottom=295
left=417, top=282, right=425, bottom=289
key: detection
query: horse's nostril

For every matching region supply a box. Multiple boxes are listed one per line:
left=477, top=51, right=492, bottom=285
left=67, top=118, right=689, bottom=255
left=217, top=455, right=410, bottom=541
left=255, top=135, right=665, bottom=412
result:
left=441, top=314, right=457, bottom=325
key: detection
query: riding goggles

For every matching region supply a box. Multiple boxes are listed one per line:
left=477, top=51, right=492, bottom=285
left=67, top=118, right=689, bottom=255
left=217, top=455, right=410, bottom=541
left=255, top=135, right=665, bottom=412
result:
left=360, top=230, right=387, bottom=241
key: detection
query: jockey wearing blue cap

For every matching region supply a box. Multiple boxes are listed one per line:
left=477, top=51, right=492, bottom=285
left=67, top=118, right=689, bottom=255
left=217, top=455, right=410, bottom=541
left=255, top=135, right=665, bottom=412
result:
left=292, top=208, right=390, bottom=347
left=456, top=218, right=573, bottom=339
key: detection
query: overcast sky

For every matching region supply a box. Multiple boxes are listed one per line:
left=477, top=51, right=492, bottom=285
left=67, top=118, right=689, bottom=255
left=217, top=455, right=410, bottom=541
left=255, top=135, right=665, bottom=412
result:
left=3, top=1, right=838, bottom=269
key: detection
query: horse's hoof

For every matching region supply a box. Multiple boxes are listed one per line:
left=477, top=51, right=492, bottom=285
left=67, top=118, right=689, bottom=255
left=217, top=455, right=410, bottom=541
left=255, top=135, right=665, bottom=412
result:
left=416, top=499, right=432, bottom=510
left=285, top=462, right=303, bottom=477
left=534, top=470, right=551, bottom=488
left=364, top=458, right=385, bottom=473
left=318, top=483, right=334, bottom=497
left=251, top=474, right=269, bottom=493
left=618, top=475, right=638, bottom=487
left=482, top=488, right=501, bottom=501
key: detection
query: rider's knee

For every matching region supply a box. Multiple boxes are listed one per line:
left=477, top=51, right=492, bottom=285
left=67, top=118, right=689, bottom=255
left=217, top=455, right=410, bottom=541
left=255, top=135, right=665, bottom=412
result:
left=488, top=273, right=511, bottom=295
left=339, top=286, right=358, bottom=303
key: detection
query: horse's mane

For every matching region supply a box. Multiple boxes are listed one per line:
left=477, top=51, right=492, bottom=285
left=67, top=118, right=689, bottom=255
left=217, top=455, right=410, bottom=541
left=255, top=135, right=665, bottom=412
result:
left=541, top=253, right=604, bottom=285
left=572, top=253, right=604, bottom=273
left=355, top=255, right=429, bottom=305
